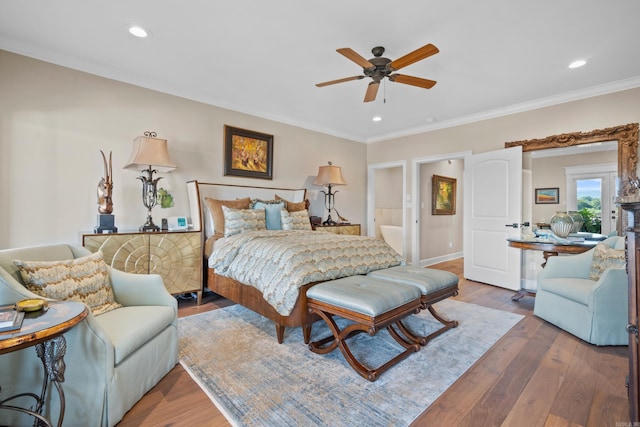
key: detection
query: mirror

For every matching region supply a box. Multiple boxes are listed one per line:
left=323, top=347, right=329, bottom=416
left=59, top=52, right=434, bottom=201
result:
left=505, top=123, right=639, bottom=234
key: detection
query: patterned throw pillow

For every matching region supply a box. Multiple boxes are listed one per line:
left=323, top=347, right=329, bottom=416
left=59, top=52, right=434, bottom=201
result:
left=275, top=195, right=309, bottom=212
left=222, top=205, right=267, bottom=237
left=14, top=251, right=122, bottom=316
left=250, top=199, right=285, bottom=230
left=589, top=243, right=626, bottom=281
left=204, top=197, right=252, bottom=239
left=281, top=209, right=312, bottom=231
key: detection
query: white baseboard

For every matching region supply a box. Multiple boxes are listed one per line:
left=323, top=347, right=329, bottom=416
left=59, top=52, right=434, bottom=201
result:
left=418, top=251, right=464, bottom=267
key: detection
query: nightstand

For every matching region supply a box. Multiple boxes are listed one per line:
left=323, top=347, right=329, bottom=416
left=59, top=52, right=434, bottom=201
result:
left=312, top=224, right=361, bottom=236
left=81, top=230, right=202, bottom=303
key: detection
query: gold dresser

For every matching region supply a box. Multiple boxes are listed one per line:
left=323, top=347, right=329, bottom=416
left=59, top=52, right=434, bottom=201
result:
left=312, top=224, right=361, bottom=235
left=82, top=230, right=202, bottom=303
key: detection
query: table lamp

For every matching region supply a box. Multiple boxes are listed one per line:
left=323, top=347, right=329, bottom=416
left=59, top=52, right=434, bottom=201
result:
left=124, top=131, right=176, bottom=231
left=313, top=161, right=347, bottom=225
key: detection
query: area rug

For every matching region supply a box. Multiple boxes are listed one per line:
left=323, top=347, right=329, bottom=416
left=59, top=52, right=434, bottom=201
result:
left=178, top=299, right=523, bottom=427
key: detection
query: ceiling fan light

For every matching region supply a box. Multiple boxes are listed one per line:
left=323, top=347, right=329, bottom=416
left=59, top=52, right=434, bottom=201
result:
left=569, top=59, right=586, bottom=69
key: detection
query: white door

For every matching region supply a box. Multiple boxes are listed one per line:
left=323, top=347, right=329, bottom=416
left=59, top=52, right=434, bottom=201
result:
left=463, top=146, right=522, bottom=290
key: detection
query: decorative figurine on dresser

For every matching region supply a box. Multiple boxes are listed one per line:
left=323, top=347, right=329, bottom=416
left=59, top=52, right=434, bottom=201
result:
left=94, top=150, right=117, bottom=233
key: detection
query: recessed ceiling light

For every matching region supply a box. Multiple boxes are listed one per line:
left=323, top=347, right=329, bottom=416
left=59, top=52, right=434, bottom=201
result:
left=569, top=59, right=586, bottom=69
left=372, top=116, right=382, bottom=122
left=129, top=25, right=149, bottom=38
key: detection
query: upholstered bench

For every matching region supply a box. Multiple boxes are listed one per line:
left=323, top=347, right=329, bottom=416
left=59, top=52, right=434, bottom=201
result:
left=307, top=275, right=423, bottom=381
left=367, top=265, right=459, bottom=345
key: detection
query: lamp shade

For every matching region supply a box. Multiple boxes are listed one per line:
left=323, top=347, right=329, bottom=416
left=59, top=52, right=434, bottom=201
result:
left=124, top=134, right=177, bottom=172
left=314, top=163, right=346, bottom=186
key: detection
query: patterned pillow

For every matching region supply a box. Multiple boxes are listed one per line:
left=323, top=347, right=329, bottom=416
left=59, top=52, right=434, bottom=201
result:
left=14, top=251, right=122, bottom=316
left=204, top=197, right=252, bottom=239
left=589, top=243, right=626, bottom=281
left=222, top=205, right=267, bottom=237
left=275, top=195, right=309, bottom=212
left=281, top=209, right=312, bottom=231
left=250, top=199, right=285, bottom=230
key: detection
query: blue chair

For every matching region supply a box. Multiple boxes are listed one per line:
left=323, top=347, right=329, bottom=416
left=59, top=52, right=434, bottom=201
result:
left=533, top=236, right=628, bottom=346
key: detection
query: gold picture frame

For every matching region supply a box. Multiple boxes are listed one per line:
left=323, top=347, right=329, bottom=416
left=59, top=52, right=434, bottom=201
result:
left=432, top=174, right=456, bottom=215
left=534, top=187, right=559, bottom=204
left=224, top=125, right=273, bottom=180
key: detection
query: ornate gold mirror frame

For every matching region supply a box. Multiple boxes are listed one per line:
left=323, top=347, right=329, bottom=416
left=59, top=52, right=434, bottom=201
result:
left=505, top=123, right=639, bottom=234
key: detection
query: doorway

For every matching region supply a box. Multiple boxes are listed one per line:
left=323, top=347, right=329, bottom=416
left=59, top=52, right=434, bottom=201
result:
left=367, top=161, right=406, bottom=257
left=412, top=151, right=470, bottom=266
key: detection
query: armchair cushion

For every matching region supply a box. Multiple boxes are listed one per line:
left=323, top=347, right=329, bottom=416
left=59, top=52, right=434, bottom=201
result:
left=96, top=305, right=176, bottom=364
left=589, top=242, right=626, bottom=281
left=537, top=277, right=597, bottom=305
left=13, top=251, right=122, bottom=316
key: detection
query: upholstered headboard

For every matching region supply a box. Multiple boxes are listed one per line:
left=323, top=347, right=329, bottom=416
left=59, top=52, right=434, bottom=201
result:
left=186, top=180, right=307, bottom=238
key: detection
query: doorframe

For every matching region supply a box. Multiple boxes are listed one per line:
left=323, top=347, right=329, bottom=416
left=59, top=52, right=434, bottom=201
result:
left=412, top=151, right=471, bottom=266
left=367, top=160, right=407, bottom=256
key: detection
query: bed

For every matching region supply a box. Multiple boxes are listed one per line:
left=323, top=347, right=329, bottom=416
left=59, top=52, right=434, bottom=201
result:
left=186, top=180, right=404, bottom=343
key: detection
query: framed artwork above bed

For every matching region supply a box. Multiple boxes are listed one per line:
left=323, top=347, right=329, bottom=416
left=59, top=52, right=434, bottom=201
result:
left=224, top=125, right=273, bottom=180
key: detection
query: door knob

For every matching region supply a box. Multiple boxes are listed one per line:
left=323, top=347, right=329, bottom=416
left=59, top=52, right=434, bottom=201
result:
left=505, top=223, right=519, bottom=228
left=626, top=323, right=638, bottom=336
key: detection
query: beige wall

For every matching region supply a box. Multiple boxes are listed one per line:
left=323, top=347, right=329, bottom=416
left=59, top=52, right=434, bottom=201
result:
left=0, top=50, right=365, bottom=248
left=367, top=88, right=640, bottom=261
left=2, top=49, right=639, bottom=258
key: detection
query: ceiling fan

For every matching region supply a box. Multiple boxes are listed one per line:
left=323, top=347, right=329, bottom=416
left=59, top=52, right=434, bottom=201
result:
left=316, top=43, right=439, bottom=102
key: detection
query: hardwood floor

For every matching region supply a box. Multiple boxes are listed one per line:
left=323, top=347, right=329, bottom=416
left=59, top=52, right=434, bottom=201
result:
left=117, top=259, right=630, bottom=427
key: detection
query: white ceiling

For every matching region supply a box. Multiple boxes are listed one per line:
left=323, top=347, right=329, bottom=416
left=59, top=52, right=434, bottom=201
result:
left=2, top=1, right=640, bottom=143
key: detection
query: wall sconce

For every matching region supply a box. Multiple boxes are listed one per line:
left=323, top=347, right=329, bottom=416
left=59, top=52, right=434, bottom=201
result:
left=124, top=131, right=176, bottom=231
left=313, top=161, right=347, bottom=225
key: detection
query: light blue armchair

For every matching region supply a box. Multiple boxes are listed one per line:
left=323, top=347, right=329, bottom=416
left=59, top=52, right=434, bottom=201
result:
left=0, top=244, right=178, bottom=426
left=533, top=236, right=628, bottom=346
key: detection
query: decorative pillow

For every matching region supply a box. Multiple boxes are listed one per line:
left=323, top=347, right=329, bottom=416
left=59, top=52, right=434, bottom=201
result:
left=14, top=251, right=122, bottom=316
left=204, top=197, right=251, bottom=239
left=281, top=209, right=312, bottom=231
left=222, top=205, right=267, bottom=237
left=250, top=199, right=285, bottom=230
left=275, top=195, right=309, bottom=212
left=589, top=243, right=626, bottom=281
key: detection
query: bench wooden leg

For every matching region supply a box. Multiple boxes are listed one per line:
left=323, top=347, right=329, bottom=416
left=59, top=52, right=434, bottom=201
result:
left=308, top=309, right=420, bottom=382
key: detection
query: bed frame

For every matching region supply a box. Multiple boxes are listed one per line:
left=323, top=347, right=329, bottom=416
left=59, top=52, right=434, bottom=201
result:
left=186, top=180, right=318, bottom=343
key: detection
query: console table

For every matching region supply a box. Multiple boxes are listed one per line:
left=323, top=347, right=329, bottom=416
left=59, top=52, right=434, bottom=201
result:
left=0, top=301, right=88, bottom=427
left=312, top=223, right=361, bottom=235
left=507, top=236, right=601, bottom=267
left=82, top=230, right=202, bottom=303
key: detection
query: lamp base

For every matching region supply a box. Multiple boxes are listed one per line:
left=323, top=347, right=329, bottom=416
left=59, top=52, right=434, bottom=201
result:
left=322, top=214, right=337, bottom=226
left=139, top=214, right=160, bottom=232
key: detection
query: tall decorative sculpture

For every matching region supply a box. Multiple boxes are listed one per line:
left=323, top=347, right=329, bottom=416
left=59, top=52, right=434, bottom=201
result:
left=95, top=150, right=118, bottom=233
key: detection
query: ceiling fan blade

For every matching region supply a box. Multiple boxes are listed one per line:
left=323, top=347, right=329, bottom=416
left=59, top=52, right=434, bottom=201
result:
left=364, top=81, right=379, bottom=102
left=389, top=43, right=439, bottom=71
left=337, top=48, right=375, bottom=69
left=316, top=75, right=364, bottom=87
left=389, top=73, right=437, bottom=89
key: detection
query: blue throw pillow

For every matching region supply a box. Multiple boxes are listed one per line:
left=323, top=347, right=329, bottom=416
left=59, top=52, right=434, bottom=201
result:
left=250, top=200, right=285, bottom=230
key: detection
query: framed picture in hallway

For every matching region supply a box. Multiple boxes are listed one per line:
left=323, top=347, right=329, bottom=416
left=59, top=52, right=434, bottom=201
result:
left=224, top=125, right=274, bottom=180
left=432, top=175, right=456, bottom=215
left=535, top=187, right=559, bottom=204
